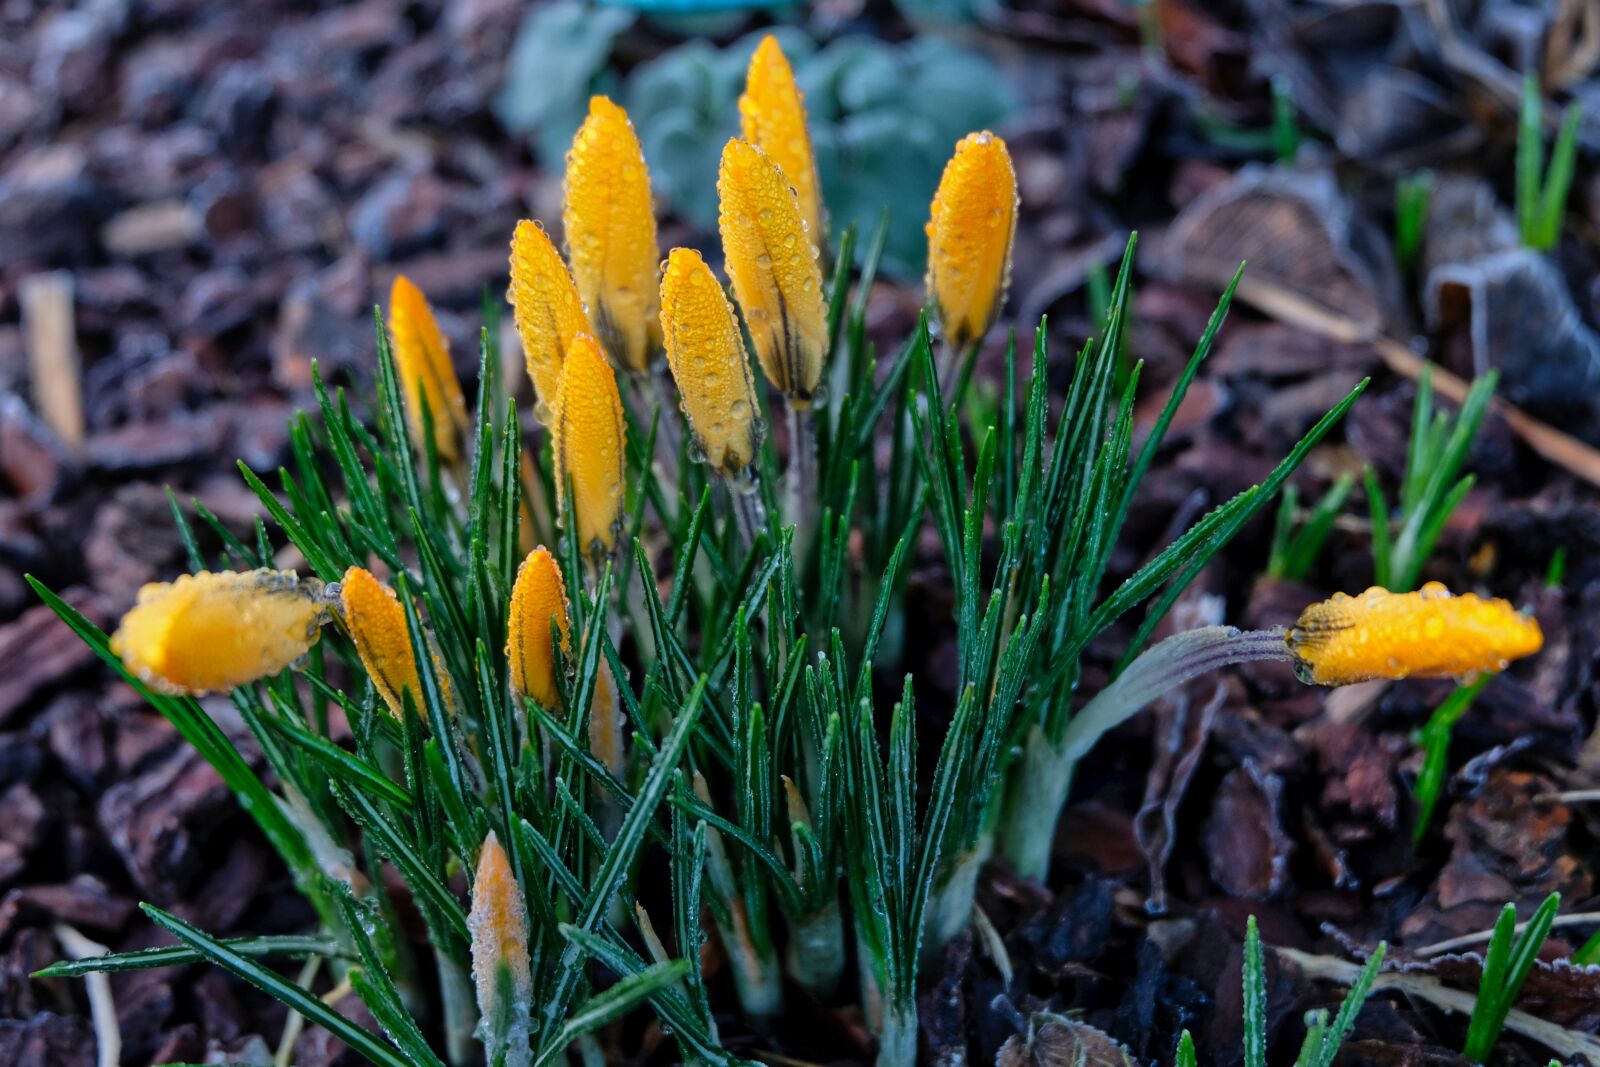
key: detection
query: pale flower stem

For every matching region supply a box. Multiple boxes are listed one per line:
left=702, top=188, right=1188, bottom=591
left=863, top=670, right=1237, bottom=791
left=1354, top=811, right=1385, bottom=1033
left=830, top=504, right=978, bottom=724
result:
left=785, top=402, right=817, bottom=561
left=437, top=951, right=476, bottom=1067
left=274, top=955, right=321, bottom=1067
left=935, top=336, right=979, bottom=403
left=728, top=479, right=767, bottom=550
left=1001, top=626, right=1295, bottom=881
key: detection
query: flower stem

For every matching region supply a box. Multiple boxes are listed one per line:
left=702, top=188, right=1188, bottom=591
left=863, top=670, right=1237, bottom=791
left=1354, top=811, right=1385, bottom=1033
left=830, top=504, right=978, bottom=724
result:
left=1002, top=626, right=1293, bottom=880
left=785, top=403, right=816, bottom=562
left=728, top=479, right=767, bottom=551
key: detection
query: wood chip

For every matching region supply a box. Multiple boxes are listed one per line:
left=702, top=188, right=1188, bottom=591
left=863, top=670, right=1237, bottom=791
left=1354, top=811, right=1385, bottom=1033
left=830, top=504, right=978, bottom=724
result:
left=19, top=270, right=84, bottom=454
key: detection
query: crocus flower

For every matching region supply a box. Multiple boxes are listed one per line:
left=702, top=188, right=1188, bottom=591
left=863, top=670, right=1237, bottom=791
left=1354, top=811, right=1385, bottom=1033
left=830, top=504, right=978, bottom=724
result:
left=506, top=547, right=571, bottom=709
left=508, top=219, right=594, bottom=422
left=925, top=131, right=1018, bottom=350
left=739, top=35, right=824, bottom=251
left=562, top=96, right=660, bottom=374
left=660, top=246, right=763, bottom=476
left=717, top=138, right=828, bottom=408
left=1288, top=582, right=1543, bottom=685
left=553, top=334, right=627, bottom=562
left=388, top=275, right=470, bottom=463
left=469, top=831, right=532, bottom=1067
left=339, top=566, right=426, bottom=720
left=112, top=569, right=328, bottom=695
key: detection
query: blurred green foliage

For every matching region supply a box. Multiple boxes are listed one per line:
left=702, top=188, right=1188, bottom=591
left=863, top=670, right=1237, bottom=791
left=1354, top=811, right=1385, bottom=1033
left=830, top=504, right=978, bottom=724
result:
left=495, top=7, right=1018, bottom=279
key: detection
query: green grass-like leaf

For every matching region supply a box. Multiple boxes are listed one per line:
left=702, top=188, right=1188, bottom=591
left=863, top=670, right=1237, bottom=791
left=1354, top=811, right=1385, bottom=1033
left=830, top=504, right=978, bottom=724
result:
left=1464, top=893, right=1560, bottom=1062
left=1244, top=916, right=1267, bottom=1067
left=142, top=904, right=420, bottom=1067
left=33, top=935, right=345, bottom=979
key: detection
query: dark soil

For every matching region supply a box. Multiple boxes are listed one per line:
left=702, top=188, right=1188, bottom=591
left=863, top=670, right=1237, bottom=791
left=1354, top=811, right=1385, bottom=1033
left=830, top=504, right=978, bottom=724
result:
left=2, top=1, right=1598, bottom=1065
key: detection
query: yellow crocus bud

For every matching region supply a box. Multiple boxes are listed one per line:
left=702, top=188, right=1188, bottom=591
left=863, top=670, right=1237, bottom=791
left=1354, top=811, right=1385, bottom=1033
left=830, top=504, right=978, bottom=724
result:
left=660, top=247, right=763, bottom=475
left=562, top=96, right=660, bottom=374
left=338, top=566, right=426, bottom=720
left=508, top=220, right=593, bottom=422
left=469, top=830, right=532, bottom=1067
left=717, top=138, right=828, bottom=407
left=112, top=569, right=328, bottom=695
left=1288, top=582, right=1543, bottom=686
left=925, top=131, right=1018, bottom=350
left=388, top=275, right=470, bottom=463
left=739, top=35, right=824, bottom=250
left=506, top=547, right=571, bottom=709
left=553, top=334, right=627, bottom=562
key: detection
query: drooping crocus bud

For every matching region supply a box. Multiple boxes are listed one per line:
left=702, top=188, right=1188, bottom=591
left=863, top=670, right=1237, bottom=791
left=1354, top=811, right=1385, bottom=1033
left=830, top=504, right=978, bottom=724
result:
left=1288, top=582, right=1543, bottom=686
left=469, top=831, right=532, bottom=1067
left=717, top=138, right=828, bottom=408
left=562, top=97, right=660, bottom=374
left=338, top=566, right=425, bottom=720
left=112, top=569, right=329, bottom=695
left=506, top=547, right=570, bottom=709
left=739, top=35, right=824, bottom=250
left=660, top=247, right=763, bottom=476
left=388, top=275, right=470, bottom=463
left=925, top=131, right=1018, bottom=350
left=553, top=335, right=626, bottom=563
left=508, top=220, right=593, bottom=423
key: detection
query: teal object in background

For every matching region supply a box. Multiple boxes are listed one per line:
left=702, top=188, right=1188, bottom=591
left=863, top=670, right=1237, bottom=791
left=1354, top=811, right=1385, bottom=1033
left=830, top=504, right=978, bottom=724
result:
left=596, top=0, right=800, bottom=10
left=494, top=6, right=1016, bottom=279
left=493, top=3, right=636, bottom=165
left=626, top=31, right=1017, bottom=278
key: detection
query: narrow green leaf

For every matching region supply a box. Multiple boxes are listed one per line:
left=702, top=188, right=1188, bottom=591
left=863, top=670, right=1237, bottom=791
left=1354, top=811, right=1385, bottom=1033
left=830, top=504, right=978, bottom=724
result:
left=1309, top=942, right=1386, bottom=1067
left=1244, top=916, right=1267, bottom=1067
left=142, top=905, right=417, bottom=1067
left=34, top=936, right=344, bottom=978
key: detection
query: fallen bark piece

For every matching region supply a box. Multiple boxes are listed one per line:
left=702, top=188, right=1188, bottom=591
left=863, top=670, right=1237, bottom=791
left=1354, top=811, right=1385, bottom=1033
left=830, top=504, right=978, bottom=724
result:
left=18, top=271, right=83, bottom=455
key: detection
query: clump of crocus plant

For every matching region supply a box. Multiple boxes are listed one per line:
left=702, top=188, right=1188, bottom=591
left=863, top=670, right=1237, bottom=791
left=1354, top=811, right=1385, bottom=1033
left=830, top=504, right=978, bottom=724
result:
left=37, top=33, right=1554, bottom=1067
